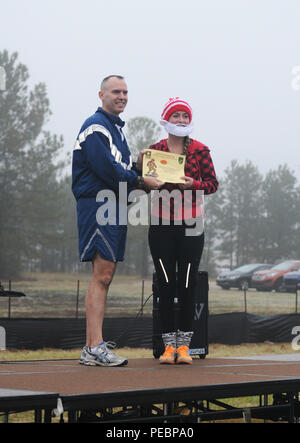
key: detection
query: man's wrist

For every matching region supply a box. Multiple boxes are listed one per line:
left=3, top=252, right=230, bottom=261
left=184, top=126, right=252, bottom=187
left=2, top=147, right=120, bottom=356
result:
left=133, top=162, right=142, bottom=173
left=136, top=175, right=145, bottom=189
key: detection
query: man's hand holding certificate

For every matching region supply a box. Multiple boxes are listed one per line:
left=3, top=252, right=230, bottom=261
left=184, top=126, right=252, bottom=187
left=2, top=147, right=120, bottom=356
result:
left=142, top=149, right=186, bottom=184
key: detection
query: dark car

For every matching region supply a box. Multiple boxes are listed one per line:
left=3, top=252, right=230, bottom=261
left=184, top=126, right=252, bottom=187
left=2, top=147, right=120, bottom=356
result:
left=216, top=263, right=273, bottom=290
left=283, top=269, right=300, bottom=293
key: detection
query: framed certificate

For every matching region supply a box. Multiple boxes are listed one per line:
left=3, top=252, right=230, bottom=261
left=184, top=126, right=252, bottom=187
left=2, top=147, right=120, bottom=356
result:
left=142, top=149, right=186, bottom=184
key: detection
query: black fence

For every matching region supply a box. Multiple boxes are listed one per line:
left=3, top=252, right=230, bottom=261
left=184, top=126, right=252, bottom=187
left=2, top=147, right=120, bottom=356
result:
left=1, top=313, right=300, bottom=350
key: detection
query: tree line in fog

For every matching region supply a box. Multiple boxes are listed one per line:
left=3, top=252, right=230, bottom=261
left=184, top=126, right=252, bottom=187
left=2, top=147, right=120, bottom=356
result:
left=1, top=50, right=300, bottom=279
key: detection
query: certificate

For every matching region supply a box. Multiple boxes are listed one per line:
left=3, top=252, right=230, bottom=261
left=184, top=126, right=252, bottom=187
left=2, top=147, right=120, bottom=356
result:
left=142, top=149, right=186, bottom=184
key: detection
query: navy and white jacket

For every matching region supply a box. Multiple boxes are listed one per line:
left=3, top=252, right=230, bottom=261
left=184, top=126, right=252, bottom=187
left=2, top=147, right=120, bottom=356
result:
left=72, top=107, right=138, bottom=200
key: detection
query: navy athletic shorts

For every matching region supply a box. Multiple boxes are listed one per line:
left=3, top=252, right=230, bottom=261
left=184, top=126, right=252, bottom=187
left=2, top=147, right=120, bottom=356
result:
left=76, top=197, right=127, bottom=263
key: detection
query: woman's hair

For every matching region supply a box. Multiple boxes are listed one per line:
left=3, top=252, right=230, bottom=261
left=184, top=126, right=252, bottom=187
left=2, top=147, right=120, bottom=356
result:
left=183, top=136, right=192, bottom=155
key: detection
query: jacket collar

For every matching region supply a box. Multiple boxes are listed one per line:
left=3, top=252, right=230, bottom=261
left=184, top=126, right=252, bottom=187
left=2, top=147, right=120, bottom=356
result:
left=96, top=107, right=125, bottom=128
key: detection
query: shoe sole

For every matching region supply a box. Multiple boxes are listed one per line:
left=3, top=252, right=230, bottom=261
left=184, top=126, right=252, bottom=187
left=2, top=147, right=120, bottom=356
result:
left=176, top=359, right=193, bottom=365
left=159, top=360, right=176, bottom=365
left=79, top=358, right=128, bottom=367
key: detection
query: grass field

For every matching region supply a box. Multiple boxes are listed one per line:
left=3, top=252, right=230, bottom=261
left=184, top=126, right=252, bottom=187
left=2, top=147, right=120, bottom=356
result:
left=0, top=341, right=295, bottom=361
left=0, top=272, right=299, bottom=318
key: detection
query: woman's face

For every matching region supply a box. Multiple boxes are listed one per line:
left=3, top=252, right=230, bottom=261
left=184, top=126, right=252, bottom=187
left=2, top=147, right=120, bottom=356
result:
left=168, top=111, right=190, bottom=126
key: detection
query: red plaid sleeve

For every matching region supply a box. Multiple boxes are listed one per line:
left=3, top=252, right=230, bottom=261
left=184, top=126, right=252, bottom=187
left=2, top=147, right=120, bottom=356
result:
left=192, top=148, right=218, bottom=194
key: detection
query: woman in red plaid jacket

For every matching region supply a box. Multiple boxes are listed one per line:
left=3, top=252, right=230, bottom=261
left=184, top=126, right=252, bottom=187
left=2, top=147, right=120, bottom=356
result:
left=138, top=98, right=218, bottom=365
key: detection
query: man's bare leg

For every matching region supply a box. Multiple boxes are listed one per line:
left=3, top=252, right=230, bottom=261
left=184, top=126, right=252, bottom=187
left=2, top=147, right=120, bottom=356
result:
left=85, top=252, right=116, bottom=348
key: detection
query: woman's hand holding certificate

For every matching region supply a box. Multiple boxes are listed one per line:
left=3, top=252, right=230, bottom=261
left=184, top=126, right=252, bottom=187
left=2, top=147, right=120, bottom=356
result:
left=142, top=149, right=186, bottom=184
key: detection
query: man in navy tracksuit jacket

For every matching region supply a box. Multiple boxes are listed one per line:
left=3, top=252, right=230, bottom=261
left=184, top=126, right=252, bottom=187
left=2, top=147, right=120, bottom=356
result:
left=72, top=76, right=162, bottom=367
left=72, top=102, right=138, bottom=264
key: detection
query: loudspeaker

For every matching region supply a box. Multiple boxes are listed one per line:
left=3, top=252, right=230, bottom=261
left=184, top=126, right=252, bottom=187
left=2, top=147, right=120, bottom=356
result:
left=152, top=271, right=209, bottom=359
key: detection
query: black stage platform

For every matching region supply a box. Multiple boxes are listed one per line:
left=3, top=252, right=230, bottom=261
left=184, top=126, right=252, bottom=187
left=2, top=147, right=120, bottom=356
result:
left=1, top=356, right=300, bottom=423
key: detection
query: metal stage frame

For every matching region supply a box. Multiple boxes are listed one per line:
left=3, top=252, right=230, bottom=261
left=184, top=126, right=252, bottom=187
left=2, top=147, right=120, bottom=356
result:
left=62, top=380, right=300, bottom=424
left=0, top=388, right=59, bottom=423
left=1, top=357, right=300, bottom=423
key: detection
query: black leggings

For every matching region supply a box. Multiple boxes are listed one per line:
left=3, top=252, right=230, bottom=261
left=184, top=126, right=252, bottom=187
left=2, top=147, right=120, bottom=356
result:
left=148, top=223, right=204, bottom=334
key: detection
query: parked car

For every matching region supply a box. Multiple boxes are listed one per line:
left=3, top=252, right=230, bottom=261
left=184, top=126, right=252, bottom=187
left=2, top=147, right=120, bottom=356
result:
left=216, top=263, right=273, bottom=290
left=283, top=268, right=300, bottom=293
left=251, top=260, right=300, bottom=292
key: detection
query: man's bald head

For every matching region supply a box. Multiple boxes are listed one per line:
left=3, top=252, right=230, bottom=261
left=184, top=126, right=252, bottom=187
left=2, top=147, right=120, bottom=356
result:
left=101, top=75, right=125, bottom=91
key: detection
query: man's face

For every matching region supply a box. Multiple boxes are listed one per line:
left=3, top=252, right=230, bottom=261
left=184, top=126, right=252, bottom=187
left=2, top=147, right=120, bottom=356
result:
left=99, top=77, right=128, bottom=116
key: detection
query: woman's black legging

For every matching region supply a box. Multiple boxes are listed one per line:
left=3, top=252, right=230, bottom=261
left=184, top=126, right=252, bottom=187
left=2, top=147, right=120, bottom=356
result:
left=148, top=223, right=204, bottom=334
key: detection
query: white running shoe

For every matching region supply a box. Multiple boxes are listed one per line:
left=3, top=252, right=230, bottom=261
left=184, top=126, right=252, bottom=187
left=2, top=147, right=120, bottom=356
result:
left=79, top=342, right=128, bottom=367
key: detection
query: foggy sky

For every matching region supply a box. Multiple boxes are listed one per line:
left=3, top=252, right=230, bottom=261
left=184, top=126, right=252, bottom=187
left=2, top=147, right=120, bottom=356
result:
left=1, top=0, right=300, bottom=179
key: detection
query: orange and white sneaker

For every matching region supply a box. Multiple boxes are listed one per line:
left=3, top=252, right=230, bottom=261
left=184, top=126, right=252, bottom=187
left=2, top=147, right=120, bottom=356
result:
left=159, top=345, right=177, bottom=364
left=176, top=345, right=193, bottom=364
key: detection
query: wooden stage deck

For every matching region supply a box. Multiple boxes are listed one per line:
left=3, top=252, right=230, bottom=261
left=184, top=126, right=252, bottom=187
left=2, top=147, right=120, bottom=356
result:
left=1, top=356, right=300, bottom=423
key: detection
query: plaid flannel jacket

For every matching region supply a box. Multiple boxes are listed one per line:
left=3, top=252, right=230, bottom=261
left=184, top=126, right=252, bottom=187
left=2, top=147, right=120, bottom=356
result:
left=149, top=138, right=218, bottom=221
